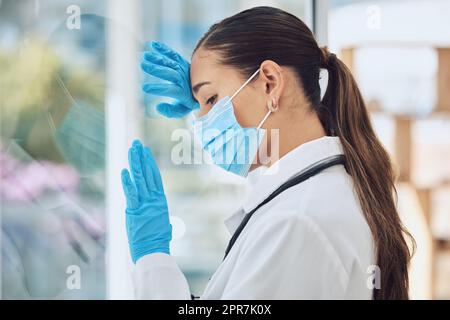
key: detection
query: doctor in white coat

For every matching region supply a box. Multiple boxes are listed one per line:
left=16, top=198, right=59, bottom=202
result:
left=121, top=7, right=414, bottom=300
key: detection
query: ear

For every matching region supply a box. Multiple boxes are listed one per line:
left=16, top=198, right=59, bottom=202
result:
left=259, top=60, right=284, bottom=107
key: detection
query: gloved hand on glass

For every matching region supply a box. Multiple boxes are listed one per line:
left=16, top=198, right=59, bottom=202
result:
left=121, top=139, right=172, bottom=264
left=141, top=41, right=199, bottom=118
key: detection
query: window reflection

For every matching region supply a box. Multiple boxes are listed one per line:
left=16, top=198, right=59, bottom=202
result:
left=1, top=1, right=107, bottom=299
left=1, top=0, right=310, bottom=299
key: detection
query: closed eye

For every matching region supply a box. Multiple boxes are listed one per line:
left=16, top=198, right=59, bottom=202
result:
left=206, top=95, right=217, bottom=106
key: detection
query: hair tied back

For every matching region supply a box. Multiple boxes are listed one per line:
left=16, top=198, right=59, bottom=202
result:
left=320, top=46, right=336, bottom=69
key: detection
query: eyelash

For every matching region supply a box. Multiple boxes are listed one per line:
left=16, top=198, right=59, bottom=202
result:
left=206, top=95, right=217, bottom=105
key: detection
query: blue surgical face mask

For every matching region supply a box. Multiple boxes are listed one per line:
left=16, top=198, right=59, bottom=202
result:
left=192, top=69, right=272, bottom=177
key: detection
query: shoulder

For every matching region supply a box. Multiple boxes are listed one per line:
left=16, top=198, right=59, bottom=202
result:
left=298, top=167, right=373, bottom=254
left=301, top=166, right=362, bottom=220
left=249, top=165, right=373, bottom=276
left=260, top=165, right=363, bottom=230
left=276, top=166, right=374, bottom=284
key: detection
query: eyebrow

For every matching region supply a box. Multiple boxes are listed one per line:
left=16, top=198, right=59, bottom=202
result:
left=192, top=81, right=211, bottom=95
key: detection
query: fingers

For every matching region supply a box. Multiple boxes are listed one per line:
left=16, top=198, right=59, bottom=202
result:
left=156, top=102, right=192, bottom=118
left=130, top=140, right=164, bottom=193
left=141, top=83, right=179, bottom=98
left=143, top=51, right=179, bottom=70
left=150, top=41, right=187, bottom=66
left=141, top=60, right=180, bottom=84
left=141, top=62, right=179, bottom=84
left=121, top=169, right=139, bottom=209
left=143, top=146, right=164, bottom=192
left=122, top=139, right=165, bottom=209
left=129, top=141, right=150, bottom=201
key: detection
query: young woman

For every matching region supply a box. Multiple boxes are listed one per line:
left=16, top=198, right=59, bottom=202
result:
left=121, top=6, right=414, bottom=299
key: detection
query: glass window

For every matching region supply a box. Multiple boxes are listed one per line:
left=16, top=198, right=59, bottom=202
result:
left=1, top=0, right=312, bottom=299
left=1, top=0, right=107, bottom=299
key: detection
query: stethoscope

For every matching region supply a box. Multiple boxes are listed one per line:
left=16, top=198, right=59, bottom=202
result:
left=223, top=154, right=346, bottom=260
left=190, top=154, right=346, bottom=300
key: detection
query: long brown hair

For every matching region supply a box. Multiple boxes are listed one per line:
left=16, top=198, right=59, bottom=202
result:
left=195, top=6, right=415, bottom=299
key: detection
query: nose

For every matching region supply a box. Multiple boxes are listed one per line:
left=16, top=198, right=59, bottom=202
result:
left=196, top=102, right=214, bottom=118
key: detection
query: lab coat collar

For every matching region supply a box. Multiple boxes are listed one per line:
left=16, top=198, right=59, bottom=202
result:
left=244, top=136, right=344, bottom=213
left=223, top=136, right=344, bottom=235
left=224, top=207, right=246, bottom=236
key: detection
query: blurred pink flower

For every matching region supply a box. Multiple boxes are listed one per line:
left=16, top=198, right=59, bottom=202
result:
left=0, top=150, right=80, bottom=202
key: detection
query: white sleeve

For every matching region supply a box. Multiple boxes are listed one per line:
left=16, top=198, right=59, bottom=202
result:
left=221, top=213, right=350, bottom=299
left=132, top=253, right=191, bottom=300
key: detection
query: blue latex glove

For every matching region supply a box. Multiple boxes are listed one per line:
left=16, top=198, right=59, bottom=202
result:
left=121, top=139, right=172, bottom=263
left=141, top=41, right=199, bottom=118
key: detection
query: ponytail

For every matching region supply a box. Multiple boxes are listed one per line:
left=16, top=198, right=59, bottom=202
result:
left=319, top=46, right=415, bottom=300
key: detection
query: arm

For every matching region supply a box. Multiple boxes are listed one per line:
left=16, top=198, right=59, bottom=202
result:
left=121, top=140, right=191, bottom=299
left=221, top=213, right=349, bottom=299
left=133, top=253, right=191, bottom=300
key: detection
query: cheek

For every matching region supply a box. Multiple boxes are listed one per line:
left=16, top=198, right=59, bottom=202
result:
left=232, top=92, right=266, bottom=128
left=198, top=102, right=212, bottom=118
left=198, top=94, right=225, bottom=117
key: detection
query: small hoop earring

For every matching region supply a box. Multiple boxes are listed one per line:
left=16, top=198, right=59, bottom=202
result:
left=267, top=98, right=278, bottom=112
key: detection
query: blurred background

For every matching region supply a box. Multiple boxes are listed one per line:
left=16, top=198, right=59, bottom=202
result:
left=0, top=0, right=449, bottom=299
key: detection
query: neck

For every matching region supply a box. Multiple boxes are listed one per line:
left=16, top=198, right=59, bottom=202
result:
left=254, top=107, right=326, bottom=170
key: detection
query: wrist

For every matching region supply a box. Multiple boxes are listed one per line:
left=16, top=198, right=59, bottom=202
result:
left=132, top=243, right=170, bottom=264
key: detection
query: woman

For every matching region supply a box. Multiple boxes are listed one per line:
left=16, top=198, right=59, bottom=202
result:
left=121, top=6, right=414, bottom=299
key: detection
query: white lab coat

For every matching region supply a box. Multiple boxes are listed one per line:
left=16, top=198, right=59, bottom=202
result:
left=132, top=136, right=375, bottom=299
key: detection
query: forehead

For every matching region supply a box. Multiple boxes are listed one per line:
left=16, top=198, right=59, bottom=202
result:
left=190, top=48, right=237, bottom=87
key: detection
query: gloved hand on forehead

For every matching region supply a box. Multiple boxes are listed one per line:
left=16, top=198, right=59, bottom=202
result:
left=141, top=41, right=199, bottom=118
